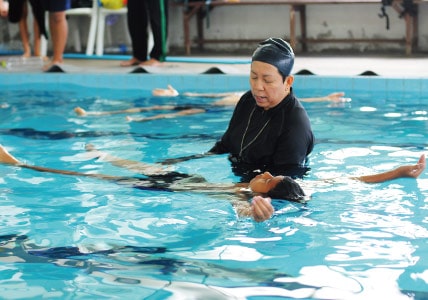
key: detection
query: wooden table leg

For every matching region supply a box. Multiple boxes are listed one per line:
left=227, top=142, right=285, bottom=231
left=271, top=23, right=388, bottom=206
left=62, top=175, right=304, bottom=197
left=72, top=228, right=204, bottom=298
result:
left=299, top=5, right=307, bottom=52
left=290, top=5, right=307, bottom=52
left=183, top=5, right=202, bottom=55
left=196, top=7, right=205, bottom=52
left=404, top=12, right=412, bottom=55
left=412, top=6, right=419, bottom=51
left=289, top=5, right=297, bottom=50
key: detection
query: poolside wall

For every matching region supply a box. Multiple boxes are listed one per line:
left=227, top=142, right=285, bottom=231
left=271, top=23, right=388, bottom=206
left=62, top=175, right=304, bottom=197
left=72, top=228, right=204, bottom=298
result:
left=0, top=3, right=428, bottom=54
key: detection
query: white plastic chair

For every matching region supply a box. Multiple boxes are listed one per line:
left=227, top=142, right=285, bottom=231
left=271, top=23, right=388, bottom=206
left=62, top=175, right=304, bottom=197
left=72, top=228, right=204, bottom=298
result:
left=95, top=5, right=128, bottom=56
left=41, top=0, right=99, bottom=56
left=66, top=0, right=99, bottom=55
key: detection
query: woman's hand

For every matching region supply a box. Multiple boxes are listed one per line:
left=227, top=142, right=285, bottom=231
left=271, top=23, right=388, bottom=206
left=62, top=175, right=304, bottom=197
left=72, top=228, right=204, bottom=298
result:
left=251, top=196, right=274, bottom=222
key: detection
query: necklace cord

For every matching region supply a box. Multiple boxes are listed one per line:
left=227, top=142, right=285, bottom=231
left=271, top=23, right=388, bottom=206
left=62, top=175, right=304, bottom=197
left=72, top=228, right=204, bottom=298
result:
left=239, top=106, right=272, bottom=158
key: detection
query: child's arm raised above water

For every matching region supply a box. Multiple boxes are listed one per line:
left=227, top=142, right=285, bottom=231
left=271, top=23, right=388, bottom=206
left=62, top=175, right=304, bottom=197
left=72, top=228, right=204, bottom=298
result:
left=352, top=154, right=426, bottom=183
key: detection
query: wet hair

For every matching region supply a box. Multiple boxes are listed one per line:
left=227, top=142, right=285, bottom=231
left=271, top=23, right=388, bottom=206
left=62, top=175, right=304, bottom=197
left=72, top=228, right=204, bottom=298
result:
left=251, top=37, right=295, bottom=80
left=267, top=176, right=305, bottom=202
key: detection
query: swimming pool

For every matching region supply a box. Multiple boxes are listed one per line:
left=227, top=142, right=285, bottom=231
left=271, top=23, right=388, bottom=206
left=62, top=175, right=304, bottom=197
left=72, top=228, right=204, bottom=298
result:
left=0, top=73, right=427, bottom=299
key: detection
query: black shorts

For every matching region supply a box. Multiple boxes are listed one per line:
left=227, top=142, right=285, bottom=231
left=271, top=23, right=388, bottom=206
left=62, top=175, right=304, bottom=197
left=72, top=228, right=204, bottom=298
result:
left=8, top=0, right=26, bottom=23
left=8, top=0, right=48, bottom=38
left=42, top=0, right=71, bottom=12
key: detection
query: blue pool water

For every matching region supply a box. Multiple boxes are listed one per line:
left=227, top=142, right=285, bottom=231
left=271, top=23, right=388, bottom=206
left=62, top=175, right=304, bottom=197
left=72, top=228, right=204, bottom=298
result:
left=0, top=74, right=427, bottom=299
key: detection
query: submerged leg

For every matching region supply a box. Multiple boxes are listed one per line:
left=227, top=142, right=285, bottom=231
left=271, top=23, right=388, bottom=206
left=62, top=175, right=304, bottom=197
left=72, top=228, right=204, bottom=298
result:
left=0, top=144, right=123, bottom=180
left=85, top=144, right=171, bottom=176
left=74, top=105, right=178, bottom=117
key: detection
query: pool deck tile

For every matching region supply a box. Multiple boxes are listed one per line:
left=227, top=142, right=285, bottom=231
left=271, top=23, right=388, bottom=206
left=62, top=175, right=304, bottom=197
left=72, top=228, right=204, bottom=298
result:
left=1, top=54, right=428, bottom=78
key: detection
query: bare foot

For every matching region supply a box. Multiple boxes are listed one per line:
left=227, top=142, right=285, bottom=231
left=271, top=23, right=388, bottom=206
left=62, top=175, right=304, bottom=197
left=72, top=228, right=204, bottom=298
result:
left=139, top=58, right=162, bottom=67
left=152, top=85, right=179, bottom=97
left=0, top=145, right=20, bottom=164
left=43, top=60, right=63, bottom=72
left=74, top=107, right=87, bottom=116
left=120, top=57, right=141, bottom=67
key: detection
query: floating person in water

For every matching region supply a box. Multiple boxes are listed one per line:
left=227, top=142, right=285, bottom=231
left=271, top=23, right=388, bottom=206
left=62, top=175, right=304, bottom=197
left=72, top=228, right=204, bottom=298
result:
left=73, top=84, right=350, bottom=121
left=0, top=144, right=425, bottom=222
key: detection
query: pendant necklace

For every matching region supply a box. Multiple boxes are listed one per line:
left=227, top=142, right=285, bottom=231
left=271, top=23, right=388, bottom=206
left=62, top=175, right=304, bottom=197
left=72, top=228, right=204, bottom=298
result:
left=239, top=106, right=271, bottom=158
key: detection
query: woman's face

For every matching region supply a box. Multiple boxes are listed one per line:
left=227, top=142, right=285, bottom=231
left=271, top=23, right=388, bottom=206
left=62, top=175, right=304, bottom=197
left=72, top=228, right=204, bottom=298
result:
left=249, top=172, right=283, bottom=194
left=249, top=61, right=294, bottom=110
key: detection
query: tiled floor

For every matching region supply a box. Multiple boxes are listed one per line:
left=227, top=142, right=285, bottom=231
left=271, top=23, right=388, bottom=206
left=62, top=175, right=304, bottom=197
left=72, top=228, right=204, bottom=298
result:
left=63, top=54, right=428, bottom=77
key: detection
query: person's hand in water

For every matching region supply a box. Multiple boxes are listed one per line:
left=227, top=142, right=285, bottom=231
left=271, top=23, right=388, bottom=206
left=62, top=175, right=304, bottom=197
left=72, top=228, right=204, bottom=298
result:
left=251, top=196, right=274, bottom=222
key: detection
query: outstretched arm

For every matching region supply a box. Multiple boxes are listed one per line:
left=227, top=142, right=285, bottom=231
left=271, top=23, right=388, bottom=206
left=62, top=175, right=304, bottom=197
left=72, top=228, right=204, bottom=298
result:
left=182, top=91, right=245, bottom=98
left=74, top=105, right=177, bottom=116
left=300, top=92, right=351, bottom=103
left=209, top=92, right=350, bottom=107
left=126, top=108, right=206, bottom=123
left=353, top=154, right=426, bottom=183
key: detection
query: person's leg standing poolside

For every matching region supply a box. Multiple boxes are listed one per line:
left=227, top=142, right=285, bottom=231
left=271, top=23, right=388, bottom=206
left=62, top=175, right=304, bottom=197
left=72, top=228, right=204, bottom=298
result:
left=120, top=0, right=147, bottom=67
left=18, top=0, right=32, bottom=57
left=147, top=0, right=168, bottom=63
left=121, top=0, right=168, bottom=67
left=42, top=0, right=70, bottom=69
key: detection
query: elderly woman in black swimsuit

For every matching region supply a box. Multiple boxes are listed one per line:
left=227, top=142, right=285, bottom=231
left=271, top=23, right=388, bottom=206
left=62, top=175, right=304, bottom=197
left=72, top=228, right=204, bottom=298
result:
left=0, top=144, right=425, bottom=223
left=74, top=38, right=343, bottom=181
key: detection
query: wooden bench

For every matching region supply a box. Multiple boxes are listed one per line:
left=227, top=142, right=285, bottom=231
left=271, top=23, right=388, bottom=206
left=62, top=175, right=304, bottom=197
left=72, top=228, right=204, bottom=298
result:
left=172, top=0, right=425, bottom=55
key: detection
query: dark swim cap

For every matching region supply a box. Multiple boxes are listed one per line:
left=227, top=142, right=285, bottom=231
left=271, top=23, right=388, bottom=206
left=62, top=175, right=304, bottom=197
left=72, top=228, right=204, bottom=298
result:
left=267, top=176, right=305, bottom=202
left=251, top=38, right=294, bottom=78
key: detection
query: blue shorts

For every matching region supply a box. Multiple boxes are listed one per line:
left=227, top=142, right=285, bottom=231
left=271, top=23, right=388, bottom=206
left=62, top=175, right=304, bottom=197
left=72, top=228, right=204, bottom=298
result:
left=43, top=0, right=71, bottom=12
